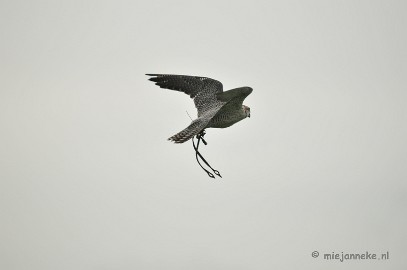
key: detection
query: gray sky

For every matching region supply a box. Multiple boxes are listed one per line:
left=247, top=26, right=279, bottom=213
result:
left=1, top=0, right=406, bottom=269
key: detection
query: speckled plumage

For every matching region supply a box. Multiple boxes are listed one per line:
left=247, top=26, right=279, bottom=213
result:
left=147, top=74, right=252, bottom=143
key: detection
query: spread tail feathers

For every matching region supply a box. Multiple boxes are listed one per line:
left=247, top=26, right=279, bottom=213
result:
left=168, top=119, right=207, bottom=143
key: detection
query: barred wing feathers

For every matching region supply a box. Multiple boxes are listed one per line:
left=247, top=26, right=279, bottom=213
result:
left=146, top=74, right=223, bottom=116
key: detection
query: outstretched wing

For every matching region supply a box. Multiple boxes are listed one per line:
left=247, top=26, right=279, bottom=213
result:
left=146, top=74, right=223, bottom=116
left=216, top=87, right=253, bottom=111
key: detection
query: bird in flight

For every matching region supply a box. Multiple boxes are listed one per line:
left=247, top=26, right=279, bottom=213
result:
left=146, top=74, right=253, bottom=143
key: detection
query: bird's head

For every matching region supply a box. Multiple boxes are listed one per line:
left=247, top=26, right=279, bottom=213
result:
left=242, top=105, right=250, bottom=118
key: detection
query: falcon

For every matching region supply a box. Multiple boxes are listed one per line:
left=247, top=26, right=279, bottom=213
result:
left=146, top=74, right=253, bottom=143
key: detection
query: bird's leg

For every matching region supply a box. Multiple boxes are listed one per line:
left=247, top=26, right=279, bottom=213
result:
left=192, top=130, right=222, bottom=178
left=196, top=130, right=207, bottom=145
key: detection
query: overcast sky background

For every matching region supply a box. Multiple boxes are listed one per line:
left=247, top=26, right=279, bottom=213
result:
left=1, top=1, right=406, bottom=269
